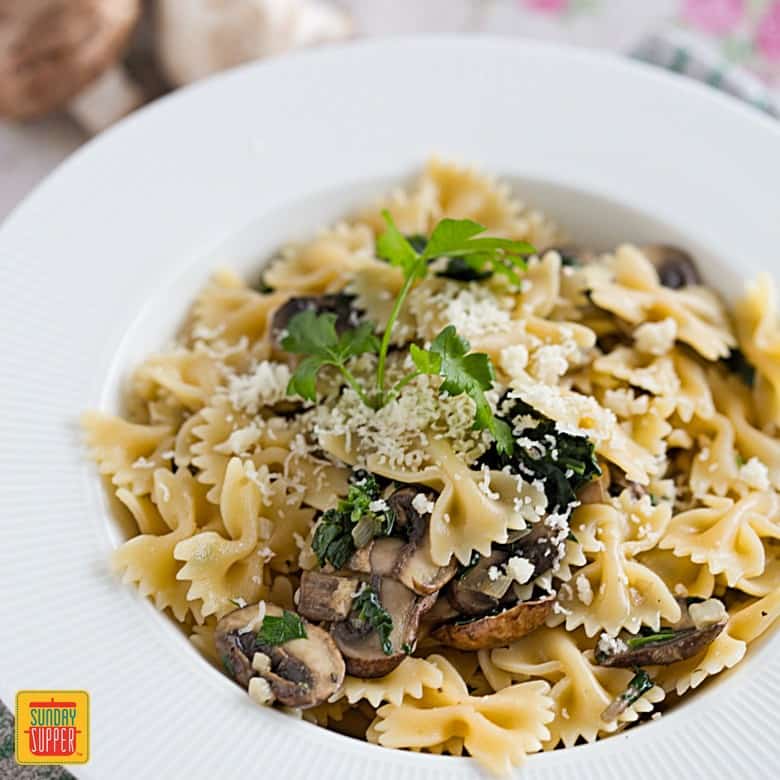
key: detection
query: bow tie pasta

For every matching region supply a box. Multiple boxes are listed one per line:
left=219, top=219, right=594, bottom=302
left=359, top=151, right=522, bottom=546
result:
left=84, top=160, right=780, bottom=774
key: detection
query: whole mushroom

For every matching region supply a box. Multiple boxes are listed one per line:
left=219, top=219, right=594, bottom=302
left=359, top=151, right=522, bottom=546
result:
left=0, top=0, right=145, bottom=133
left=155, top=0, right=352, bottom=88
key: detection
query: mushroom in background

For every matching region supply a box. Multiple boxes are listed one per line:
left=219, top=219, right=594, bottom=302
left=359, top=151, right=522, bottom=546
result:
left=0, top=0, right=145, bottom=134
left=155, top=0, right=352, bottom=88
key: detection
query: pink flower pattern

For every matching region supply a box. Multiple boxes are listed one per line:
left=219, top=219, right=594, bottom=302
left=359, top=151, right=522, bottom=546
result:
left=682, top=0, right=745, bottom=34
left=757, top=1, right=780, bottom=61
left=522, top=0, right=569, bottom=14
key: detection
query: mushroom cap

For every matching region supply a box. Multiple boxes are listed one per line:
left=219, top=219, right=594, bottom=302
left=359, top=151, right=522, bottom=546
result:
left=0, top=0, right=140, bottom=120
left=595, top=621, right=726, bottom=668
left=432, top=595, right=555, bottom=651
left=215, top=602, right=345, bottom=709
left=640, top=244, right=701, bottom=289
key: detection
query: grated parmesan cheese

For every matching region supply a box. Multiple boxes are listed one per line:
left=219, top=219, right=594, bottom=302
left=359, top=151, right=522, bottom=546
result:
left=633, top=318, right=677, bottom=356
left=224, top=361, right=292, bottom=415
left=739, top=456, right=770, bottom=491
left=506, top=556, right=535, bottom=585
left=412, top=493, right=435, bottom=515
left=575, top=574, right=593, bottom=606
left=248, top=676, right=274, bottom=706
left=596, top=632, right=628, bottom=657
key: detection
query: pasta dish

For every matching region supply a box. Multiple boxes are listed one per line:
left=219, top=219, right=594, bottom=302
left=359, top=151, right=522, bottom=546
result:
left=83, top=160, right=780, bottom=774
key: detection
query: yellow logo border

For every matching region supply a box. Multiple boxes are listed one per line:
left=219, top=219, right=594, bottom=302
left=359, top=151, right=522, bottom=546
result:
left=15, top=690, right=90, bottom=765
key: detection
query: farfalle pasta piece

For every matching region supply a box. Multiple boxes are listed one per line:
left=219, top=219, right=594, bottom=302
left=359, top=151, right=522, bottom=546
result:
left=656, top=588, right=780, bottom=695
left=265, top=223, right=376, bottom=295
left=368, top=438, right=541, bottom=566
left=133, top=348, right=224, bottom=412
left=112, top=469, right=201, bottom=621
left=82, top=411, right=173, bottom=495
left=736, top=540, right=780, bottom=596
left=709, top=369, right=780, bottom=491
left=190, top=396, right=295, bottom=503
left=491, top=628, right=664, bottom=748
left=559, top=500, right=680, bottom=635
left=637, top=547, right=715, bottom=600
left=174, top=458, right=267, bottom=618
left=660, top=492, right=780, bottom=586
left=589, top=244, right=735, bottom=360
left=593, top=347, right=680, bottom=397
left=341, top=657, right=444, bottom=707
left=191, top=269, right=286, bottom=351
left=735, top=272, right=780, bottom=429
left=515, top=251, right=561, bottom=317
left=369, top=654, right=553, bottom=775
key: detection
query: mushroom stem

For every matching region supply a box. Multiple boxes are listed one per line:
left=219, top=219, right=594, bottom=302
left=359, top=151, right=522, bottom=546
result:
left=67, top=65, right=145, bottom=134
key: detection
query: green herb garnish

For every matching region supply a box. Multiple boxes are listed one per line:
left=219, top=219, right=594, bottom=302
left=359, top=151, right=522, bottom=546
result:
left=482, top=397, right=601, bottom=511
left=281, top=213, right=534, bottom=455
left=282, top=309, right=380, bottom=407
left=602, top=669, right=654, bottom=722
left=410, top=325, right=514, bottom=455
left=625, top=630, right=678, bottom=650
left=221, top=653, right=235, bottom=678
left=311, top=472, right=394, bottom=567
left=256, top=610, right=307, bottom=646
left=353, top=585, right=394, bottom=655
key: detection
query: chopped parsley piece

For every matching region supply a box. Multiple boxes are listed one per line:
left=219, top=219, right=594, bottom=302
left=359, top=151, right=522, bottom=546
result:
left=411, top=326, right=513, bottom=455
left=626, top=629, right=678, bottom=650
left=353, top=585, right=394, bottom=655
left=256, top=610, right=307, bottom=645
left=312, top=471, right=394, bottom=567
left=221, top=653, right=235, bottom=678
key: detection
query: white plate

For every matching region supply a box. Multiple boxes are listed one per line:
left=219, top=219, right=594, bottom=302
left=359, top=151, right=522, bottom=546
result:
left=1, top=37, right=779, bottom=780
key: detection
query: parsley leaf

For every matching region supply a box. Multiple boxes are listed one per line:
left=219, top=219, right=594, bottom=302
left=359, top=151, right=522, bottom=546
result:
left=282, top=310, right=379, bottom=404
left=312, top=471, right=394, bottom=567
left=256, top=610, right=307, bottom=645
left=376, top=212, right=425, bottom=279
left=352, top=584, right=394, bottom=655
left=411, top=325, right=514, bottom=455
left=422, top=218, right=535, bottom=286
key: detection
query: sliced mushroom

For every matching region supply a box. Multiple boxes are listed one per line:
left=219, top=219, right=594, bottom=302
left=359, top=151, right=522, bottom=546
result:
left=297, top=571, right=360, bottom=623
left=386, top=486, right=432, bottom=542
left=331, top=577, right=434, bottom=677
left=640, top=244, right=701, bottom=289
left=594, top=622, right=726, bottom=668
left=447, top=550, right=510, bottom=616
left=271, top=293, right=361, bottom=345
left=215, top=602, right=344, bottom=709
left=386, top=486, right=457, bottom=595
left=432, top=595, right=555, bottom=651
left=501, top=521, right=564, bottom=580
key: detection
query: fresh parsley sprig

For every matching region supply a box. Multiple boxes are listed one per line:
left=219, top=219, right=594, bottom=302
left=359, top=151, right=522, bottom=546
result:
left=282, top=309, right=379, bottom=407
left=410, top=326, right=514, bottom=455
left=256, top=610, right=307, bottom=645
left=281, top=212, right=535, bottom=454
left=374, top=211, right=534, bottom=395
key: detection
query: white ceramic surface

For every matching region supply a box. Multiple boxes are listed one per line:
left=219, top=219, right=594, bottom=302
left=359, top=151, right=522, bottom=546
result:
left=1, top=37, right=779, bottom=780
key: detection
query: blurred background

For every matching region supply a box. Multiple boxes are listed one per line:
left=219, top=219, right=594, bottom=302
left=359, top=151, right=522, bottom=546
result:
left=2, top=0, right=780, bottom=777
left=2, top=0, right=780, bottom=224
